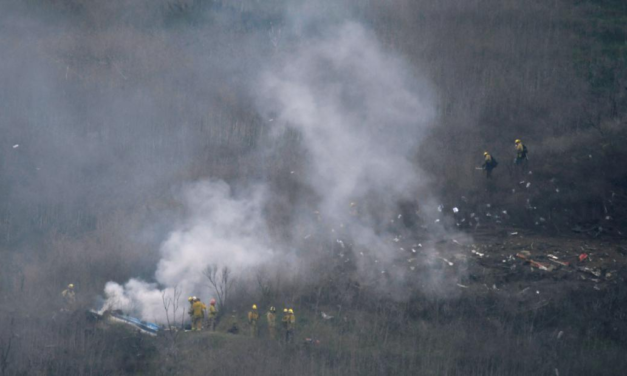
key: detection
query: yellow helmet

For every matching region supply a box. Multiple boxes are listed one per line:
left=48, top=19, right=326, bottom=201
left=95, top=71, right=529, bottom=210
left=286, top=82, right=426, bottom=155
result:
left=68, top=284, right=74, bottom=289
left=515, top=139, right=521, bottom=144
left=252, top=304, right=257, bottom=310
left=188, top=296, right=193, bottom=302
left=288, top=309, right=294, bottom=314
left=270, top=306, right=276, bottom=312
left=483, top=151, right=489, bottom=156
left=283, top=308, right=288, bottom=313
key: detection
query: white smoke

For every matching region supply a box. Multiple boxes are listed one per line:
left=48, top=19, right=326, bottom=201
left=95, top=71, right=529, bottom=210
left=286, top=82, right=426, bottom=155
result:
left=103, top=180, right=273, bottom=322
left=102, top=20, right=451, bottom=321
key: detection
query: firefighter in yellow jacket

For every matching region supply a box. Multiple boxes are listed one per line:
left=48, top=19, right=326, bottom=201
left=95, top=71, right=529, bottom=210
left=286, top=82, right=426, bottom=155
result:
left=191, top=297, right=207, bottom=331
left=207, top=299, right=218, bottom=331
left=248, top=304, right=259, bottom=337
left=266, top=306, right=277, bottom=339
left=61, top=284, right=76, bottom=311
left=282, top=308, right=296, bottom=343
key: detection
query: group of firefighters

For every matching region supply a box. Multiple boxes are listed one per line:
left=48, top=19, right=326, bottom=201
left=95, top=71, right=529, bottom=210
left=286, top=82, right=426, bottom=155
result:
left=482, top=139, right=528, bottom=178
left=187, top=297, right=297, bottom=342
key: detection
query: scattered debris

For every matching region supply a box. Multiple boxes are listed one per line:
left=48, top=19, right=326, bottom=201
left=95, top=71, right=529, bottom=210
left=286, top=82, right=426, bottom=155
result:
left=452, top=207, right=459, bottom=213
left=526, top=182, right=531, bottom=188
left=510, top=232, right=518, bottom=236
left=321, top=312, right=333, bottom=320
left=457, top=283, right=468, bottom=288
left=579, top=253, right=588, bottom=262
left=12, top=144, right=19, bottom=149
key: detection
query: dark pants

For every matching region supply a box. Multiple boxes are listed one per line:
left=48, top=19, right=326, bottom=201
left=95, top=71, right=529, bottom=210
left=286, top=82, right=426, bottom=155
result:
left=285, top=329, right=293, bottom=343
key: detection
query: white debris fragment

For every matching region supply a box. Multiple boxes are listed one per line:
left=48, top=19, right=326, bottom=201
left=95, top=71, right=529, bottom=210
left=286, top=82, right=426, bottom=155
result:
left=539, top=217, right=546, bottom=222
left=526, top=182, right=531, bottom=188
left=452, top=239, right=460, bottom=245
left=528, top=171, right=533, bottom=175
left=557, top=331, right=564, bottom=339
left=418, top=243, right=422, bottom=247
left=556, top=188, right=560, bottom=193
left=502, top=210, right=507, bottom=215
left=398, top=214, right=402, bottom=219
left=336, top=239, right=345, bottom=248
left=606, top=216, right=611, bottom=220
left=12, top=144, right=19, bottom=149
left=457, top=283, right=468, bottom=288
left=441, top=258, right=454, bottom=266
left=510, top=232, right=518, bottom=235
left=435, top=219, right=440, bottom=223
left=486, top=204, right=491, bottom=208
left=410, top=266, right=415, bottom=271
left=359, top=252, right=364, bottom=256
left=438, top=204, right=443, bottom=212
left=290, top=171, right=295, bottom=174
left=452, top=207, right=459, bottom=213
left=548, top=254, right=558, bottom=260
left=519, top=181, right=526, bottom=185
left=486, top=213, right=492, bottom=217
left=470, top=213, right=475, bottom=218
left=393, top=237, right=400, bottom=243
left=512, top=189, right=516, bottom=193
left=589, top=154, right=592, bottom=159
left=304, top=234, right=311, bottom=239
left=411, top=248, right=417, bottom=253
left=536, top=291, right=540, bottom=294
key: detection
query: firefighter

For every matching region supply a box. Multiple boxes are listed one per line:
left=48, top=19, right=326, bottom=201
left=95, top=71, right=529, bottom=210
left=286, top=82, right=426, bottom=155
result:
left=248, top=304, right=259, bottom=338
left=286, top=308, right=296, bottom=343
left=281, top=309, right=290, bottom=342
left=266, top=306, right=277, bottom=339
left=208, top=299, right=218, bottom=331
left=61, top=284, right=76, bottom=311
left=514, top=139, right=528, bottom=167
left=482, top=151, right=498, bottom=179
left=191, top=297, right=207, bottom=331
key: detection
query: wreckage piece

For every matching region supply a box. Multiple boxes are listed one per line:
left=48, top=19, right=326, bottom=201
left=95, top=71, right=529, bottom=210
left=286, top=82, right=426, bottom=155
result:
left=105, top=310, right=160, bottom=336
left=515, top=252, right=556, bottom=271
left=577, top=267, right=603, bottom=278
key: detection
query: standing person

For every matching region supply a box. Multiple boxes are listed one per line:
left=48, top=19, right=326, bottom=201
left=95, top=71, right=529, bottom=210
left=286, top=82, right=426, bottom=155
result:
left=191, top=297, right=207, bottom=331
left=482, top=151, right=498, bottom=179
left=281, top=308, right=289, bottom=342
left=248, top=304, right=259, bottom=338
left=207, top=299, right=218, bottom=332
left=286, top=309, right=296, bottom=343
left=61, top=284, right=76, bottom=311
left=266, top=306, right=277, bottom=339
left=514, top=139, right=528, bottom=169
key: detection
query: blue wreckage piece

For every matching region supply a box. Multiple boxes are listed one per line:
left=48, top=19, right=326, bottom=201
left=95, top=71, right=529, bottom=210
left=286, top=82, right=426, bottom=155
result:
left=109, top=311, right=160, bottom=335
